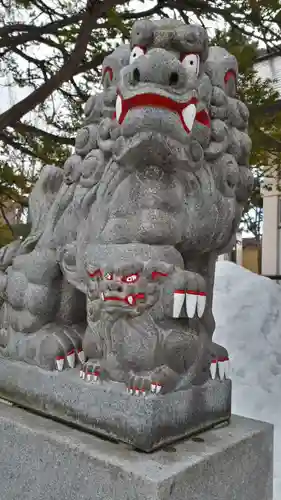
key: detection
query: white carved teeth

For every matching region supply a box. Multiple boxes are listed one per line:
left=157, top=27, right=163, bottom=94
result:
left=55, top=356, right=64, bottom=372
left=151, top=383, right=156, bottom=393
left=77, top=349, right=85, bottom=364
left=182, top=103, right=196, bottom=132
left=210, top=360, right=217, bottom=380
left=186, top=291, right=197, bottom=319
left=67, top=349, right=76, bottom=368
left=100, top=292, right=105, bottom=301
left=173, top=290, right=185, bottom=318
left=86, top=371, right=92, bottom=382
left=115, top=95, right=122, bottom=122
left=79, top=369, right=84, bottom=378
left=197, top=293, right=206, bottom=318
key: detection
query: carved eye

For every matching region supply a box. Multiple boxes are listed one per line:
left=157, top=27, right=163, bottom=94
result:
left=121, top=273, right=139, bottom=283
left=181, top=54, right=200, bottom=76
left=130, top=46, right=146, bottom=64
left=88, top=269, right=101, bottom=279
left=104, top=272, right=113, bottom=281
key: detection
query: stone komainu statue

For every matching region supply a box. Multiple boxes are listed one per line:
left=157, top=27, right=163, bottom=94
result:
left=0, top=21, right=252, bottom=405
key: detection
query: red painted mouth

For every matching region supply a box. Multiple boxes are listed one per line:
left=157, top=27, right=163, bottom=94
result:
left=101, top=293, right=145, bottom=306
left=115, top=92, right=210, bottom=133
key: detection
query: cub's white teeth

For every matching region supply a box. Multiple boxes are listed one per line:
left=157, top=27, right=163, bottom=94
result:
left=100, top=292, right=105, bottom=301
left=182, top=104, right=196, bottom=132
left=116, top=95, right=122, bottom=122
left=127, top=295, right=134, bottom=305
left=210, top=361, right=217, bottom=380
left=197, top=294, right=206, bottom=318
left=173, top=291, right=185, bottom=318
left=186, top=292, right=197, bottom=318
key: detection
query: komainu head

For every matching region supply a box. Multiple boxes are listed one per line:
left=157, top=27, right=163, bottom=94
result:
left=91, top=20, right=253, bottom=255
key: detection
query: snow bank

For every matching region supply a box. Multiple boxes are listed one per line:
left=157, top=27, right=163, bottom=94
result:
left=213, top=261, right=281, bottom=499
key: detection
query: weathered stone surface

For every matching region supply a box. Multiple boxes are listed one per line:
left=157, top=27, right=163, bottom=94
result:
left=0, top=402, right=273, bottom=500
left=0, top=357, right=230, bottom=451
left=0, top=18, right=254, bottom=448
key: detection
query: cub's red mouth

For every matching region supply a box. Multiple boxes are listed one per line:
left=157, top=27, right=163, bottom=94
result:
left=100, top=292, right=145, bottom=306
left=115, top=92, right=210, bottom=134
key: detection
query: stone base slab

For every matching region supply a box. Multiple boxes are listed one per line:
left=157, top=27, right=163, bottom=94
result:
left=0, top=356, right=231, bottom=451
left=0, top=402, right=273, bottom=500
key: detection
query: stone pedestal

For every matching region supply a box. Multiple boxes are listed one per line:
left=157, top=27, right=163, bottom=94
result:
left=0, top=401, right=273, bottom=500
left=0, top=357, right=231, bottom=451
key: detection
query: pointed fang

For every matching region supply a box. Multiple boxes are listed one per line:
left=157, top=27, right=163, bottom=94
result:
left=155, top=384, right=162, bottom=394
left=173, top=290, right=185, bottom=318
left=151, top=383, right=156, bottom=393
left=67, top=349, right=75, bottom=368
left=55, top=357, right=64, bottom=372
left=210, top=361, right=217, bottom=380
left=77, top=350, right=85, bottom=364
left=197, top=293, right=206, bottom=318
left=186, top=291, right=197, bottom=318
left=79, top=370, right=84, bottom=378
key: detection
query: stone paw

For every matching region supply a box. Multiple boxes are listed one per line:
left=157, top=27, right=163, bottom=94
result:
left=37, top=324, right=85, bottom=371
left=210, top=357, right=230, bottom=381
left=127, top=366, right=179, bottom=396
left=173, top=271, right=206, bottom=319
left=164, top=270, right=207, bottom=319
left=209, top=342, right=230, bottom=381
left=79, top=360, right=103, bottom=383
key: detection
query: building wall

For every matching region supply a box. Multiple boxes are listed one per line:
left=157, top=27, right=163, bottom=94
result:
left=255, top=55, right=281, bottom=97
left=243, top=246, right=260, bottom=274
left=261, top=177, right=279, bottom=276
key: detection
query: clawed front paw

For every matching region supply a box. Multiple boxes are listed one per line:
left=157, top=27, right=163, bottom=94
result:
left=127, top=367, right=178, bottom=396
left=210, top=357, right=230, bottom=380
left=79, top=360, right=102, bottom=383
left=38, top=324, right=85, bottom=372
left=55, top=348, right=85, bottom=371
left=165, top=270, right=206, bottom=319
left=127, top=375, right=162, bottom=396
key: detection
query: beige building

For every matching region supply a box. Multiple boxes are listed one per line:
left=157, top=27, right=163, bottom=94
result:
left=257, top=51, right=281, bottom=277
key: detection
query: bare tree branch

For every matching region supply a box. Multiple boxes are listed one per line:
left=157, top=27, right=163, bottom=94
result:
left=0, top=0, right=128, bottom=131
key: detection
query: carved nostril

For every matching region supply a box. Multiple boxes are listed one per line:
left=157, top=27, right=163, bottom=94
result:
left=117, top=286, right=123, bottom=292
left=132, top=68, right=140, bottom=84
left=169, top=71, right=179, bottom=86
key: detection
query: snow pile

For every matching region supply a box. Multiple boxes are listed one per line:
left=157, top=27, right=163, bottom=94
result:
left=213, top=261, right=281, bottom=499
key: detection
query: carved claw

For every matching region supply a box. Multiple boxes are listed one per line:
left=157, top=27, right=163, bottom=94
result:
left=127, top=371, right=171, bottom=396
left=55, top=355, right=65, bottom=372
left=210, top=357, right=230, bottom=380
left=173, top=290, right=185, bottom=318
left=77, top=348, right=85, bottom=364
